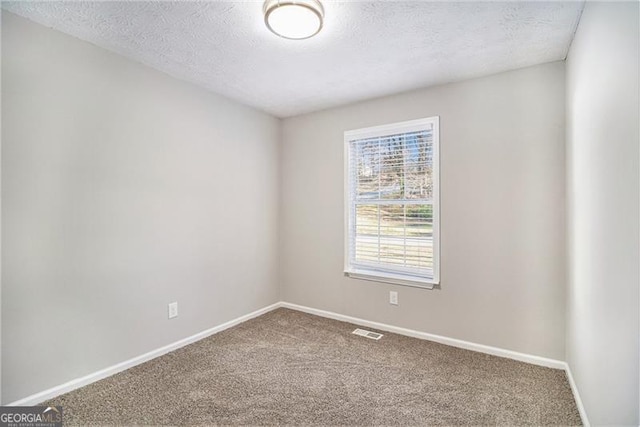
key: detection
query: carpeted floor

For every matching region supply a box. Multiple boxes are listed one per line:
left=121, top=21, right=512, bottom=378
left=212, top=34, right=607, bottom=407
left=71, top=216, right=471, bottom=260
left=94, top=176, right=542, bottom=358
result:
left=45, top=308, right=581, bottom=425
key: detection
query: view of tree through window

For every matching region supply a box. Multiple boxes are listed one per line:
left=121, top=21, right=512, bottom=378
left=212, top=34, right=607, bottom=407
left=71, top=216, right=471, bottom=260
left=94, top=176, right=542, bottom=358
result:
left=348, top=126, right=436, bottom=278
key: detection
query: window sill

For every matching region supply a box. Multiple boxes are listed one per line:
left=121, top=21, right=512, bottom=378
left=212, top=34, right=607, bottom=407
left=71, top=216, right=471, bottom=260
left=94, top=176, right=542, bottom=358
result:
left=344, top=269, right=438, bottom=290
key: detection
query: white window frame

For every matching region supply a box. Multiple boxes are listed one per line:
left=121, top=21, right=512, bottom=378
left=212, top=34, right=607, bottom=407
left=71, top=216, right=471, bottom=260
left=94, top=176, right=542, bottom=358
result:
left=344, top=117, right=440, bottom=289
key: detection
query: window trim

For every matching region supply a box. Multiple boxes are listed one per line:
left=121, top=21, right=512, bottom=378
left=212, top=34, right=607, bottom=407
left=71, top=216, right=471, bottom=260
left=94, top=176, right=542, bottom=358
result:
left=343, top=117, right=440, bottom=289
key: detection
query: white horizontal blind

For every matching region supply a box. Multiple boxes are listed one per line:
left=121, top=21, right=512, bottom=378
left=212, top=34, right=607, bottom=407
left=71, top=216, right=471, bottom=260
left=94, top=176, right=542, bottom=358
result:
left=346, top=118, right=438, bottom=283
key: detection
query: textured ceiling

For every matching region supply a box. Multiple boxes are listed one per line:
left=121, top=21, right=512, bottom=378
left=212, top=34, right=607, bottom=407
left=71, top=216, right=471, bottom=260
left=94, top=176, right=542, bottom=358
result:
left=2, top=1, right=584, bottom=117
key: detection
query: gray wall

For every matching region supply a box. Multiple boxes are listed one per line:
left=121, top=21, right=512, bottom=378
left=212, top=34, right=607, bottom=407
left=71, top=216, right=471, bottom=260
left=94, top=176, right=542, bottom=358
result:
left=1, top=13, right=280, bottom=404
left=280, top=62, right=567, bottom=360
left=565, top=2, right=640, bottom=425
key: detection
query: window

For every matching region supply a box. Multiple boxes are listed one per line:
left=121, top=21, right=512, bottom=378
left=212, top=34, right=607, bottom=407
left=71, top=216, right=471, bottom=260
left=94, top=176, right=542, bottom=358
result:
left=344, top=117, right=439, bottom=288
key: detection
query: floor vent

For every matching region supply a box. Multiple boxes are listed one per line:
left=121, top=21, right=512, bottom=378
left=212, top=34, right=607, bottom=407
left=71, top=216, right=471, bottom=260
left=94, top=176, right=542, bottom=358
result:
left=352, top=328, right=383, bottom=340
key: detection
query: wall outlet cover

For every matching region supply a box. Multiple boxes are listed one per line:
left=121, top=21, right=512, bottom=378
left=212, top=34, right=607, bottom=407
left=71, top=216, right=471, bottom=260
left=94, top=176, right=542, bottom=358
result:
left=168, top=302, right=178, bottom=319
left=390, top=291, right=398, bottom=305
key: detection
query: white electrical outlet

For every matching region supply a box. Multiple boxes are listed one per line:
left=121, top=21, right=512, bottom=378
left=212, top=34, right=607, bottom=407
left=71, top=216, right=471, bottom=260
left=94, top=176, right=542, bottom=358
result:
left=389, top=291, right=398, bottom=305
left=168, top=302, right=178, bottom=319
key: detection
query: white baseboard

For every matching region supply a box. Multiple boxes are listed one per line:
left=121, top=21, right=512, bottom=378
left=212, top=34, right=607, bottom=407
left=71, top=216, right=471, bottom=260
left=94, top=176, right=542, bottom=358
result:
left=9, top=299, right=586, bottom=426
left=282, top=302, right=593, bottom=424
left=564, top=362, right=590, bottom=427
left=7, top=302, right=281, bottom=406
left=280, top=301, right=566, bottom=370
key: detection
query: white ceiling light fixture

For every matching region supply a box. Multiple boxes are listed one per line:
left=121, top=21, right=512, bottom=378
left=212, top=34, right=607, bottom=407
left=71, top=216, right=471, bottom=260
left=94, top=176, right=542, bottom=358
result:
left=263, top=0, right=324, bottom=40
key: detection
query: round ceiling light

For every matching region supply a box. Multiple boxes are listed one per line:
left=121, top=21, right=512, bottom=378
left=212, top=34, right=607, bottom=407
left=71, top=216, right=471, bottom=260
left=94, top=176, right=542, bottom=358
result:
left=263, top=0, right=324, bottom=40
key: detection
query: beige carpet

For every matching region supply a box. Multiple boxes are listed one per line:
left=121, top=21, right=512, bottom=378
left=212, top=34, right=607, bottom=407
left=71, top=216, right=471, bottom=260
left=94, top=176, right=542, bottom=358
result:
left=45, top=308, right=581, bottom=425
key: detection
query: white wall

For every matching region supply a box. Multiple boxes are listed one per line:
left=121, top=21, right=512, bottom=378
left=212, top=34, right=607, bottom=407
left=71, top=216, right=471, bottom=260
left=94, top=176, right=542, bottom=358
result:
left=565, top=2, right=640, bottom=425
left=280, top=62, right=567, bottom=360
left=1, top=13, right=280, bottom=404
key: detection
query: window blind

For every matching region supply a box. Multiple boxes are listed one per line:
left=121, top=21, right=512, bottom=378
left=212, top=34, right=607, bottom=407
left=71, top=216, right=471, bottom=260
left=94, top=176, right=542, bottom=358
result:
left=345, top=118, right=439, bottom=285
